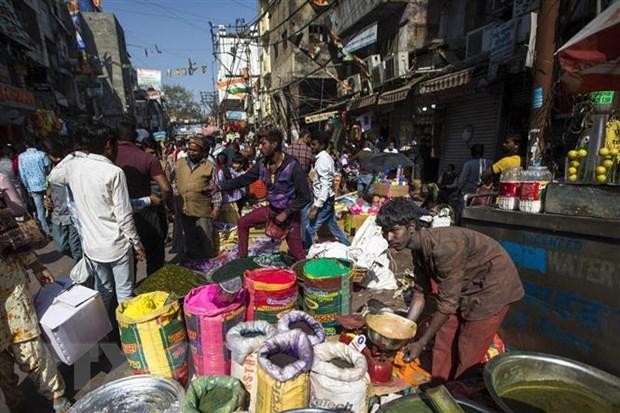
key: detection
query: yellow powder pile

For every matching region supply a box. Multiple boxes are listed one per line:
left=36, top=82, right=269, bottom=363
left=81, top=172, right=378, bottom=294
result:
left=122, top=292, right=169, bottom=319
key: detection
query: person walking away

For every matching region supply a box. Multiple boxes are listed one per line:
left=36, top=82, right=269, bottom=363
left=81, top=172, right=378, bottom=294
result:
left=48, top=126, right=145, bottom=311
left=481, top=134, right=522, bottom=182
left=351, top=142, right=374, bottom=194
left=376, top=198, right=524, bottom=382
left=115, top=122, right=171, bottom=275
left=215, top=152, right=242, bottom=225
left=456, top=144, right=492, bottom=219
left=304, top=132, right=350, bottom=248
left=176, top=136, right=222, bottom=260
left=42, top=139, right=82, bottom=261
left=17, top=140, right=51, bottom=236
left=0, top=197, right=71, bottom=412
left=215, top=128, right=311, bottom=261
left=286, top=128, right=314, bottom=174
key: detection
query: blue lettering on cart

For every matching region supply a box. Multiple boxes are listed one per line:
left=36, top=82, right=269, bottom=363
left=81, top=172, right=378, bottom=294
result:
left=501, top=241, right=547, bottom=274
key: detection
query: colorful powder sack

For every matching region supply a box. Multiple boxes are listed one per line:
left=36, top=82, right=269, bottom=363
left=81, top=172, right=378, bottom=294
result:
left=184, top=284, right=246, bottom=376
left=244, top=267, right=298, bottom=323
left=116, top=292, right=189, bottom=384
left=301, top=259, right=352, bottom=335
left=184, top=375, right=246, bottom=413
left=226, top=321, right=276, bottom=413
left=256, top=330, right=313, bottom=413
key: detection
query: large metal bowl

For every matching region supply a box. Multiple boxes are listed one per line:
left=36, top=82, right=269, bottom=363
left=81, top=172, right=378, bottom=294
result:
left=365, top=312, right=417, bottom=351
left=69, top=374, right=185, bottom=413
left=484, top=351, right=620, bottom=413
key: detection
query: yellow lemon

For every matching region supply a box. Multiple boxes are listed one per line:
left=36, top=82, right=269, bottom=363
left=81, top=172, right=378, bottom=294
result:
left=611, top=148, right=620, bottom=156
left=569, top=160, right=580, bottom=168
left=599, top=147, right=610, bottom=157
left=596, top=174, right=607, bottom=183
left=603, top=159, right=614, bottom=168
left=595, top=166, right=607, bottom=175
left=567, top=167, right=578, bottom=175
left=567, top=150, right=578, bottom=159
left=577, top=149, right=588, bottom=158
left=568, top=174, right=578, bottom=182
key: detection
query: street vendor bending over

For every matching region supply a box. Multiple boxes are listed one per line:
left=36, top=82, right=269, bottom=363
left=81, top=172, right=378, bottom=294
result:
left=376, top=198, right=524, bottom=382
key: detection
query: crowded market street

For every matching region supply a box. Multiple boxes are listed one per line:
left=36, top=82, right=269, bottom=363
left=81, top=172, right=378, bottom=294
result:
left=1, top=1, right=619, bottom=413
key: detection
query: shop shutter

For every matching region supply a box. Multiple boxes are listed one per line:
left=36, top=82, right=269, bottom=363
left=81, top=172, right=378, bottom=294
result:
left=439, top=93, right=502, bottom=172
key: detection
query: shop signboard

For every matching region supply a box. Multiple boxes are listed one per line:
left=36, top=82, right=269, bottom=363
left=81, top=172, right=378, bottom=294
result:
left=344, top=23, right=378, bottom=53
left=489, top=19, right=515, bottom=63
left=226, top=111, right=246, bottom=120
left=0, top=83, right=36, bottom=110
left=137, top=68, right=162, bottom=91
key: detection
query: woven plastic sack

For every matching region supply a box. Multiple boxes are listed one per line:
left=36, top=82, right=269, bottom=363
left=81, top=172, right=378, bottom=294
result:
left=184, top=284, right=246, bottom=376
left=255, top=330, right=313, bottom=413
left=301, top=258, right=351, bottom=335
left=185, top=375, right=246, bottom=413
left=226, top=321, right=276, bottom=413
left=277, top=310, right=326, bottom=346
left=116, top=292, right=189, bottom=384
left=310, top=342, right=370, bottom=412
left=245, top=267, right=298, bottom=323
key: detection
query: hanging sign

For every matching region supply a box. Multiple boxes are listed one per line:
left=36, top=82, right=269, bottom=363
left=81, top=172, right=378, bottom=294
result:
left=344, top=23, right=378, bottom=53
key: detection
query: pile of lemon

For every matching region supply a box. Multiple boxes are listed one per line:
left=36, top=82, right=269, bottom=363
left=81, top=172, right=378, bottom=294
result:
left=566, top=149, right=589, bottom=182
left=595, top=147, right=619, bottom=183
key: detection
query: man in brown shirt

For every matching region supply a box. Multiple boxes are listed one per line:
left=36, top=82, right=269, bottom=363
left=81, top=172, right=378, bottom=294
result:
left=285, top=129, right=313, bottom=174
left=176, top=136, right=222, bottom=260
left=376, top=198, right=524, bottom=382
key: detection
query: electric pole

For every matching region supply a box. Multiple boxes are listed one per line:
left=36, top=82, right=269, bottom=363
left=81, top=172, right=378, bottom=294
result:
left=527, top=0, right=561, bottom=165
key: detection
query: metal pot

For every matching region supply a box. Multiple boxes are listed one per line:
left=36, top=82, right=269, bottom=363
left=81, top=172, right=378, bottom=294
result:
left=365, top=312, right=417, bottom=351
left=484, top=351, right=620, bottom=413
left=377, top=394, right=493, bottom=413
left=69, top=375, right=185, bottom=413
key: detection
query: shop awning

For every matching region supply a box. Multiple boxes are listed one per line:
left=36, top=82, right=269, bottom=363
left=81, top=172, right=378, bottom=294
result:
left=418, top=67, right=475, bottom=94
left=0, top=0, right=35, bottom=50
left=377, top=77, right=425, bottom=105
left=556, top=1, right=620, bottom=93
left=349, top=93, right=377, bottom=111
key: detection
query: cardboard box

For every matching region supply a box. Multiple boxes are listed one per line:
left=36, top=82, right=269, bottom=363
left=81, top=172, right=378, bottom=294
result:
left=38, top=284, right=112, bottom=365
left=371, top=183, right=410, bottom=198
left=345, top=213, right=370, bottom=236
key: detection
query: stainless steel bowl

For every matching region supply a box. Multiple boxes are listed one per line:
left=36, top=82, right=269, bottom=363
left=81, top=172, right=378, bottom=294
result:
left=484, top=351, right=620, bottom=413
left=69, top=374, right=185, bottom=413
left=365, top=312, right=417, bottom=351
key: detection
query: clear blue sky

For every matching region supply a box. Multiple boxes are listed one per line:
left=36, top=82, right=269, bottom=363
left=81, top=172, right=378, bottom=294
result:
left=104, top=0, right=257, bottom=99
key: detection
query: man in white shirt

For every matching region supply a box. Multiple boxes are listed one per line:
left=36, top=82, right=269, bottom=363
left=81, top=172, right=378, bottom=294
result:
left=303, top=132, right=350, bottom=248
left=48, top=126, right=145, bottom=310
left=383, top=141, right=399, bottom=154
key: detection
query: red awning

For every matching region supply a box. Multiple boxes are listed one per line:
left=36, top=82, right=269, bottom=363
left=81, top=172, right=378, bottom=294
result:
left=557, top=2, right=620, bottom=93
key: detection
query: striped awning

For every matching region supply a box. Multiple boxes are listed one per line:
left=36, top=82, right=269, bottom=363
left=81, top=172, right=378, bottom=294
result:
left=349, top=93, right=377, bottom=111
left=418, top=68, right=475, bottom=95
left=378, top=77, right=425, bottom=105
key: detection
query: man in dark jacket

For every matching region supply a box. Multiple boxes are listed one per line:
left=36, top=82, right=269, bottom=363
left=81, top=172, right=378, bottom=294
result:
left=215, top=128, right=311, bottom=260
left=376, top=198, right=524, bottom=382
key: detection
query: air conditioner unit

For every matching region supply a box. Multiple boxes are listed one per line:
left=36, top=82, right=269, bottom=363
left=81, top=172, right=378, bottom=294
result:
left=384, top=51, right=409, bottom=82
left=364, top=54, right=382, bottom=71
left=371, top=63, right=385, bottom=88
left=346, top=74, right=362, bottom=93
left=466, top=23, right=497, bottom=58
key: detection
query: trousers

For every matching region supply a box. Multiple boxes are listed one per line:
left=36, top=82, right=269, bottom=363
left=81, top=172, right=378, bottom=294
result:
left=303, top=198, right=350, bottom=248
left=181, top=214, right=217, bottom=260
left=90, top=249, right=135, bottom=311
left=134, top=206, right=167, bottom=275
left=432, top=306, right=509, bottom=382
left=237, top=205, right=305, bottom=261
left=0, top=338, right=66, bottom=408
left=30, top=191, right=50, bottom=236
